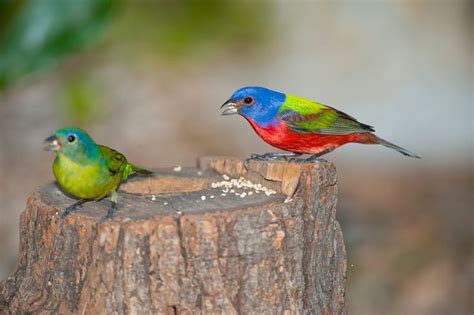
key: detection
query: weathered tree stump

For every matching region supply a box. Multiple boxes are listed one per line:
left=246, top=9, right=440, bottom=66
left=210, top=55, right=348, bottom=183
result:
left=0, top=157, right=346, bottom=314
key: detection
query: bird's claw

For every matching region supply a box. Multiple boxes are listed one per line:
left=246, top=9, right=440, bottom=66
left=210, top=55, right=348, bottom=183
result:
left=59, top=204, right=80, bottom=221
left=100, top=204, right=117, bottom=222
left=288, top=157, right=303, bottom=163
left=288, top=156, right=327, bottom=163
left=303, top=157, right=327, bottom=163
left=249, top=153, right=288, bottom=161
left=59, top=210, right=70, bottom=221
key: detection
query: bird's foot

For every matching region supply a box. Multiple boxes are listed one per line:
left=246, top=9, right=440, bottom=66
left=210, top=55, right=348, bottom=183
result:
left=303, top=154, right=328, bottom=163
left=59, top=207, right=74, bottom=220
left=288, top=157, right=307, bottom=163
left=60, top=199, right=88, bottom=221
left=250, top=153, right=282, bottom=161
left=249, top=152, right=302, bottom=161
left=289, top=149, right=334, bottom=163
left=100, top=202, right=117, bottom=222
left=287, top=155, right=329, bottom=164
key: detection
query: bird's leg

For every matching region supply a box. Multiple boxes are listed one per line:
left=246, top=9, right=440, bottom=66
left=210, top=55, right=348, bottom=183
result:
left=60, top=199, right=89, bottom=220
left=101, top=191, right=118, bottom=222
left=101, top=202, right=117, bottom=222
left=303, top=148, right=335, bottom=163
left=250, top=152, right=302, bottom=161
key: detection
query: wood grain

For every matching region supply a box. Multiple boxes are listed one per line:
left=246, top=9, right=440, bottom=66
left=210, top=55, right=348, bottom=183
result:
left=1, top=156, right=346, bottom=314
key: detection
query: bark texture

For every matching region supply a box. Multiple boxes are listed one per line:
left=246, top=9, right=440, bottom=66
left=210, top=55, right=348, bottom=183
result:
left=1, top=157, right=346, bottom=314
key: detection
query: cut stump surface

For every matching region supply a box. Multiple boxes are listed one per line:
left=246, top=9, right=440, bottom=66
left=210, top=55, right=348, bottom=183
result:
left=1, top=156, right=346, bottom=314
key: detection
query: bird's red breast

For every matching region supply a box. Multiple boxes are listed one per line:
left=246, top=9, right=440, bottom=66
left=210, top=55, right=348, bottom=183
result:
left=245, top=118, right=375, bottom=154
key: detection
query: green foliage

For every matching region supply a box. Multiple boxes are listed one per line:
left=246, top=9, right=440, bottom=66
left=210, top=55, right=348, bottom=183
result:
left=0, top=0, right=272, bottom=91
left=58, top=75, right=103, bottom=126
left=0, top=0, right=118, bottom=90
left=111, top=0, right=271, bottom=60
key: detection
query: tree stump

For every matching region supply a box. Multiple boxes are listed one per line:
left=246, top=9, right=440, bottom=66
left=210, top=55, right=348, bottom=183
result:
left=0, top=157, right=347, bottom=314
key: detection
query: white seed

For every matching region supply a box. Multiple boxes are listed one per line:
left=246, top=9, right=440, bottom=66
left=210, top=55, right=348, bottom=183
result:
left=222, top=174, right=230, bottom=180
left=210, top=195, right=215, bottom=199
left=163, top=201, right=168, bottom=205
left=151, top=195, right=156, bottom=201
left=201, top=195, right=206, bottom=201
left=173, top=165, right=182, bottom=172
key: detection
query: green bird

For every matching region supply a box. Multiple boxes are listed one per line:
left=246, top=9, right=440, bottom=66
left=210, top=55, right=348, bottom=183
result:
left=44, top=127, right=152, bottom=220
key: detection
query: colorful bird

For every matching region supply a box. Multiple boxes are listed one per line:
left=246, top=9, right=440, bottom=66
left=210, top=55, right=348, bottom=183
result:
left=221, top=86, right=420, bottom=161
left=44, top=127, right=152, bottom=220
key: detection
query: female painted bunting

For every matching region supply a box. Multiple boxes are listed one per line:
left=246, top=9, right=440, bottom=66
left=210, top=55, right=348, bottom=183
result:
left=221, top=86, right=420, bottom=161
left=44, top=127, right=152, bottom=220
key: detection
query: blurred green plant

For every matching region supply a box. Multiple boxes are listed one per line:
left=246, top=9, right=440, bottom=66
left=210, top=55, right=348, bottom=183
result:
left=58, top=75, right=103, bottom=126
left=111, top=0, right=271, bottom=61
left=0, top=0, right=272, bottom=92
left=0, top=0, right=118, bottom=90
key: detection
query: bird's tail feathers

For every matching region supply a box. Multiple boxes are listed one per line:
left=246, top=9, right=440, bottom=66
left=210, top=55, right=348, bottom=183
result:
left=130, top=164, right=153, bottom=175
left=375, top=136, right=421, bottom=159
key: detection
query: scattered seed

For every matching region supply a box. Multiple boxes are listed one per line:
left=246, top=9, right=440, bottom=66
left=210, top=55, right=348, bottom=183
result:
left=210, top=195, right=215, bottom=199
left=151, top=195, right=156, bottom=201
left=201, top=195, right=206, bottom=201
left=210, top=175, right=277, bottom=198
left=173, top=165, right=182, bottom=172
left=163, top=201, right=168, bottom=205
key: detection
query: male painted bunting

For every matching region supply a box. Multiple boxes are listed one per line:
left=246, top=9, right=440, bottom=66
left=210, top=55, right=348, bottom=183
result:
left=44, top=127, right=152, bottom=220
left=221, top=86, right=420, bottom=161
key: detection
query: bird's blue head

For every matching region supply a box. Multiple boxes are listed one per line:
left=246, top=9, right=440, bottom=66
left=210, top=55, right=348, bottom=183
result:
left=221, top=86, right=286, bottom=127
left=44, top=127, right=100, bottom=162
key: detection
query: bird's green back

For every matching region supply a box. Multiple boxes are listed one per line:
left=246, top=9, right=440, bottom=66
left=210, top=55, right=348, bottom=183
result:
left=98, top=145, right=129, bottom=179
left=278, top=94, right=374, bottom=135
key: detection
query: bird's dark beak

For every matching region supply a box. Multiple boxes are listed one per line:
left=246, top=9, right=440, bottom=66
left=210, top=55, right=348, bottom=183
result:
left=43, top=134, right=61, bottom=151
left=220, top=99, right=239, bottom=116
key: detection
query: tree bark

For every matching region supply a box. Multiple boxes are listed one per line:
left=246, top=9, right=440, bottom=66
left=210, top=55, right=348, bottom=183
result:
left=1, top=157, right=346, bottom=314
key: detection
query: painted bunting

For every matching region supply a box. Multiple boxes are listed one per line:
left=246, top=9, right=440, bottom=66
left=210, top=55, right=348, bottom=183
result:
left=44, top=127, right=152, bottom=220
left=221, top=86, right=420, bottom=161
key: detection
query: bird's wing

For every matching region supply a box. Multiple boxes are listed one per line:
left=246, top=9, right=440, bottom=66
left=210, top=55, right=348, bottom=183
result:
left=278, top=94, right=374, bottom=135
left=99, top=145, right=127, bottom=176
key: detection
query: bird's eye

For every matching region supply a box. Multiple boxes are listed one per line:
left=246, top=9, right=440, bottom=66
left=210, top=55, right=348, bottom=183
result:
left=67, top=135, right=76, bottom=143
left=243, top=96, right=254, bottom=105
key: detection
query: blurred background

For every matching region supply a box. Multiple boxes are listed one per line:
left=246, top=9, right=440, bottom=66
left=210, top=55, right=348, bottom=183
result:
left=0, top=0, right=472, bottom=314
